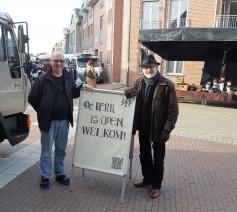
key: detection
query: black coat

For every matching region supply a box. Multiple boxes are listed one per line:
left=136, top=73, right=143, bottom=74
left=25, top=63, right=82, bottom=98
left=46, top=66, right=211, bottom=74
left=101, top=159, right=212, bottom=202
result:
left=125, top=74, right=179, bottom=142
left=28, top=69, right=82, bottom=132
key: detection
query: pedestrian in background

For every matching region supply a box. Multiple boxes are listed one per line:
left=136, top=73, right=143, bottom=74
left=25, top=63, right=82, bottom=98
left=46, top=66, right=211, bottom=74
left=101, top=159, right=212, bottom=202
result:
left=67, top=59, right=77, bottom=80
left=28, top=52, right=92, bottom=190
left=42, top=60, right=51, bottom=73
left=84, top=58, right=96, bottom=87
left=124, top=54, right=179, bottom=199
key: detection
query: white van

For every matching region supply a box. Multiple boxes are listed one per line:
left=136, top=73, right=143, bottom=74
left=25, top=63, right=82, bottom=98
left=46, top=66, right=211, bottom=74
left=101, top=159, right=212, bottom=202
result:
left=0, top=12, right=31, bottom=145
left=73, top=53, right=104, bottom=83
left=63, top=54, right=75, bottom=67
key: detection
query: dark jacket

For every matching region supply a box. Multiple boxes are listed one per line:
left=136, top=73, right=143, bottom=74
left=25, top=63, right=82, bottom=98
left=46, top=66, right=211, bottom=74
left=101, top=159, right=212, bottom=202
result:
left=125, top=74, right=179, bottom=142
left=28, top=68, right=82, bottom=132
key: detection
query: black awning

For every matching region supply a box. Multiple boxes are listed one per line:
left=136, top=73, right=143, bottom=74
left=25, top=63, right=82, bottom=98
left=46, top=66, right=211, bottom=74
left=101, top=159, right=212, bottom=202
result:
left=139, top=28, right=237, bottom=61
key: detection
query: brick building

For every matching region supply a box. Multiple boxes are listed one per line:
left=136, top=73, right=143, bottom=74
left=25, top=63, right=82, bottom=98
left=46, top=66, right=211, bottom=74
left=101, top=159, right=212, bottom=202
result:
left=71, top=0, right=237, bottom=86
left=65, top=9, right=81, bottom=54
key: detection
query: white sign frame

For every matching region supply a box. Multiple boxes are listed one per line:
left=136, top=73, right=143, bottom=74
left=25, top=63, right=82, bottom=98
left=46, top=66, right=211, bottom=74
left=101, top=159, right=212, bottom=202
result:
left=72, top=89, right=136, bottom=177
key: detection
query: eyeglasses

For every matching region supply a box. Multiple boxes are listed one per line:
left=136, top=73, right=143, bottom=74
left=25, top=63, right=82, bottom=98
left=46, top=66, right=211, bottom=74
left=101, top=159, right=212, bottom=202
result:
left=52, top=59, right=64, bottom=64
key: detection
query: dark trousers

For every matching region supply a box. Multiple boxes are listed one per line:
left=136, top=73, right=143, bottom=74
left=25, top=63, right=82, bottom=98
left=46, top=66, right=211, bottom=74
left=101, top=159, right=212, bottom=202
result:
left=138, top=132, right=166, bottom=189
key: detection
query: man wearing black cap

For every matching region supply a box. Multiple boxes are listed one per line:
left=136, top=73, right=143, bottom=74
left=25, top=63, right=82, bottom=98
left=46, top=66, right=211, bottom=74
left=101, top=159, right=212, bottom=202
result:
left=125, top=54, right=179, bottom=199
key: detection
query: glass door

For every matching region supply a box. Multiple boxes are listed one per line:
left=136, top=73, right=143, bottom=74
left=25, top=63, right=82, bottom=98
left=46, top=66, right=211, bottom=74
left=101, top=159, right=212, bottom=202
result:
left=142, top=1, right=159, bottom=29
left=226, top=0, right=237, bottom=27
left=169, top=0, right=187, bottom=28
left=230, top=0, right=237, bottom=15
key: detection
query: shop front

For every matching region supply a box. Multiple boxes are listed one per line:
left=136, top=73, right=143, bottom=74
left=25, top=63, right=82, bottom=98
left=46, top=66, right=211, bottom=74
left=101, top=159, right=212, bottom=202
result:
left=139, top=27, right=237, bottom=106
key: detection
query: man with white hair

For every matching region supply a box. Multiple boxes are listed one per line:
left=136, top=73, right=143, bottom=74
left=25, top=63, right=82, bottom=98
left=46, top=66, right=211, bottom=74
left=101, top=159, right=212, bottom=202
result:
left=125, top=54, right=179, bottom=199
left=28, top=52, right=91, bottom=190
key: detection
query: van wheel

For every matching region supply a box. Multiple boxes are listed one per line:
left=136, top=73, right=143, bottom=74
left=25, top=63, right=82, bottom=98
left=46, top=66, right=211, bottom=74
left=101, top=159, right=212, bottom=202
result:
left=96, top=76, right=104, bottom=84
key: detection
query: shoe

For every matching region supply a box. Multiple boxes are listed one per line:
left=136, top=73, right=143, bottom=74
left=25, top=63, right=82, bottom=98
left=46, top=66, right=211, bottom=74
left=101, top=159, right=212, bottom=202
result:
left=134, top=181, right=150, bottom=188
left=150, top=189, right=160, bottom=199
left=40, top=177, right=49, bottom=190
left=56, top=175, right=70, bottom=185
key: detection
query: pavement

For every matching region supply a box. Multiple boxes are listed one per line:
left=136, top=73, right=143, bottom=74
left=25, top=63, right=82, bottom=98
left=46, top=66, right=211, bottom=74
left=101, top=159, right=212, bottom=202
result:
left=0, top=83, right=237, bottom=212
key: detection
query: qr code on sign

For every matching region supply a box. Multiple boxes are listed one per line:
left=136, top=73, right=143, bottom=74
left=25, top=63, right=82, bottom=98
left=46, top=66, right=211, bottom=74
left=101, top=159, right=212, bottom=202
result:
left=111, top=157, right=123, bottom=170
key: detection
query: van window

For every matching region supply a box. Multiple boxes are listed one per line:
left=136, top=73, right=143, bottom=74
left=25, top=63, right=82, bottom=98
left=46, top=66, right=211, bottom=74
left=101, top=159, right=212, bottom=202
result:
left=6, top=30, right=21, bottom=78
left=77, top=58, right=100, bottom=67
left=71, top=58, right=76, bottom=65
left=64, top=58, right=70, bottom=67
left=0, top=26, right=4, bottom=61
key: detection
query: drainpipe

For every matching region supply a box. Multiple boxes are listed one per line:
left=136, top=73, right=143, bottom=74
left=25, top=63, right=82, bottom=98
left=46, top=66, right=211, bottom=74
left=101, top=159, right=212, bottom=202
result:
left=161, top=0, right=166, bottom=75
left=221, top=50, right=227, bottom=75
left=162, top=0, right=166, bottom=28
left=111, top=0, right=114, bottom=83
left=213, top=0, right=219, bottom=27
left=92, top=5, right=94, bottom=53
left=126, top=0, right=132, bottom=87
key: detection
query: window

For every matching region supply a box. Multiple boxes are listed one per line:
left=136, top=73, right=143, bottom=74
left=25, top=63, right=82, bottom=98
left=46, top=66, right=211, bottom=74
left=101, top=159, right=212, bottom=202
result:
left=82, top=29, right=86, bottom=48
left=230, top=0, right=237, bottom=15
left=220, top=0, right=237, bottom=27
left=108, top=9, right=113, bottom=25
left=99, top=52, right=103, bottom=63
left=6, top=30, right=21, bottom=78
left=0, top=26, right=5, bottom=61
left=83, top=14, right=88, bottom=23
left=169, top=0, right=187, bottom=28
left=81, top=31, right=84, bottom=51
left=72, top=31, right=75, bottom=46
left=100, top=16, right=104, bottom=30
left=90, top=24, right=93, bottom=47
left=167, top=61, right=183, bottom=75
left=99, top=16, right=104, bottom=44
left=84, top=13, right=88, bottom=22
left=142, top=1, right=159, bottom=29
left=100, top=0, right=104, bottom=8
left=88, top=8, right=92, bottom=18
left=107, top=50, right=111, bottom=64
left=90, top=24, right=93, bottom=35
left=69, top=32, right=74, bottom=53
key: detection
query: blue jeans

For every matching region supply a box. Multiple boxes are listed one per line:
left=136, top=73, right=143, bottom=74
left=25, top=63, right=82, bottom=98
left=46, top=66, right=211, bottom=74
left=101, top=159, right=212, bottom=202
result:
left=40, top=120, right=69, bottom=178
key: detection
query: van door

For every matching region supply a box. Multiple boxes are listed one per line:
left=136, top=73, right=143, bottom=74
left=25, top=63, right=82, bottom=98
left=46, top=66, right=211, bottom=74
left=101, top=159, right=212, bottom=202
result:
left=0, top=26, right=25, bottom=117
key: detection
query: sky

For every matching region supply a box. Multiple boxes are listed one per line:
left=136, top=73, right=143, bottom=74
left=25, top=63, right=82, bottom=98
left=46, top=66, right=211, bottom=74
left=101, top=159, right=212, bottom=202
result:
left=1, top=0, right=83, bottom=55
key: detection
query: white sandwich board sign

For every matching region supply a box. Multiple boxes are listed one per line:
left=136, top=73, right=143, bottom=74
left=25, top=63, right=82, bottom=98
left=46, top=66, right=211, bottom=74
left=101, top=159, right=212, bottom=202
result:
left=73, top=89, right=136, bottom=176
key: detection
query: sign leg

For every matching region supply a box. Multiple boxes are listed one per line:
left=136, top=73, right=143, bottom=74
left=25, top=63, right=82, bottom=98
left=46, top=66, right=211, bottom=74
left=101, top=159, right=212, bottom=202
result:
left=82, top=168, right=85, bottom=175
left=129, top=135, right=134, bottom=179
left=120, top=177, right=126, bottom=203
left=129, top=159, right=133, bottom=179
left=70, top=164, right=75, bottom=183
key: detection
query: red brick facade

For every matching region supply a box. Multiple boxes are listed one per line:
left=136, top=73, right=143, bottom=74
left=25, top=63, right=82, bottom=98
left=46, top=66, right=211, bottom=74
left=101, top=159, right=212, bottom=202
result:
left=112, top=0, right=123, bottom=83
left=126, top=0, right=223, bottom=86
left=79, top=0, right=224, bottom=86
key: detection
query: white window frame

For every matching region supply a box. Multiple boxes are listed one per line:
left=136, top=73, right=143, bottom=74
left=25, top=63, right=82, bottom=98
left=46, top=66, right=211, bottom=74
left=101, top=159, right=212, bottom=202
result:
left=169, top=0, right=188, bottom=28
left=99, top=16, right=104, bottom=44
left=0, top=26, right=5, bottom=61
left=142, top=1, right=159, bottom=29
left=166, top=61, right=184, bottom=76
